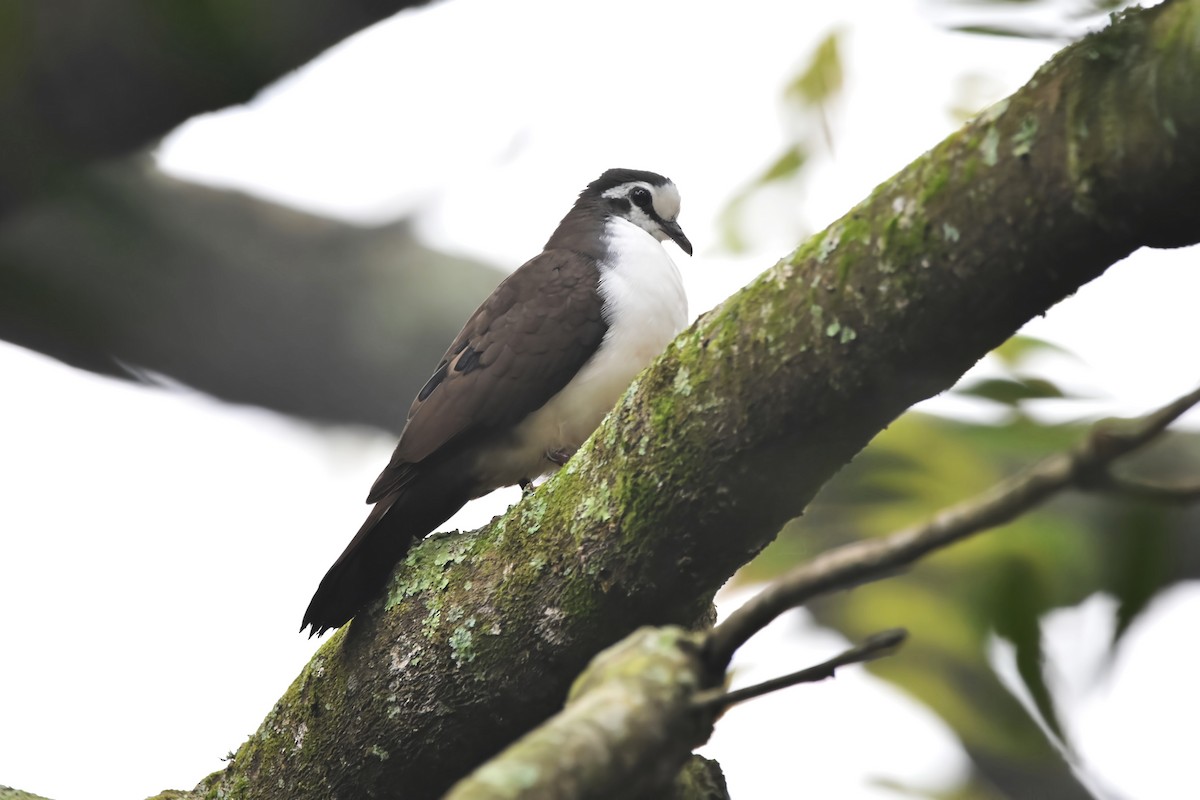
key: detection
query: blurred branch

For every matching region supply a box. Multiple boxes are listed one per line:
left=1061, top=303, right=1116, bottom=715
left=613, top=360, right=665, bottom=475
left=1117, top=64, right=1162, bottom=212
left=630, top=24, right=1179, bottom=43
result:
left=1, top=1, right=514, bottom=429
left=0, top=0, right=436, bottom=216
left=1090, top=474, right=1200, bottom=505
left=0, top=161, right=499, bottom=428
left=706, top=385, right=1200, bottom=669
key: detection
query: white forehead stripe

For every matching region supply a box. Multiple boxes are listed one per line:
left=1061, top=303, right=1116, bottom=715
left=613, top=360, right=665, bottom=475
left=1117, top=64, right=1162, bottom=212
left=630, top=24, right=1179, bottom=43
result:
left=601, top=181, right=682, bottom=221
left=601, top=181, right=651, bottom=200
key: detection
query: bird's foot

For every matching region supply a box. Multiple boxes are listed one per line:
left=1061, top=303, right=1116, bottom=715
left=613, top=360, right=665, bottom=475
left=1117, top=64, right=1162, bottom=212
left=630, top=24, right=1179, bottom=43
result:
left=519, top=478, right=536, bottom=497
left=545, top=447, right=576, bottom=467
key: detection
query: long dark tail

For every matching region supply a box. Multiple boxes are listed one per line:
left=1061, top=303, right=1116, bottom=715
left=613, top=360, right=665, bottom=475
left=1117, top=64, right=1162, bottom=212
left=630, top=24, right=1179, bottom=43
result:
left=301, top=469, right=472, bottom=637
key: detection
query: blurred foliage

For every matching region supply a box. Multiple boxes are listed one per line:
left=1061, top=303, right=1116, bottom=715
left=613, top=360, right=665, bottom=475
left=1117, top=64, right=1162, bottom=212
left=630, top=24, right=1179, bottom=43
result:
left=784, top=30, right=845, bottom=107
left=719, top=0, right=1140, bottom=252
left=955, top=376, right=1067, bottom=405
left=718, top=28, right=844, bottom=253
left=735, top=338, right=1200, bottom=797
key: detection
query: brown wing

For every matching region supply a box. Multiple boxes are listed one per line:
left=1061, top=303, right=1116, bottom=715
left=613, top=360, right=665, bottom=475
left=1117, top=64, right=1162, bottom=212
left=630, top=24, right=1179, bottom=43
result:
left=366, top=249, right=606, bottom=502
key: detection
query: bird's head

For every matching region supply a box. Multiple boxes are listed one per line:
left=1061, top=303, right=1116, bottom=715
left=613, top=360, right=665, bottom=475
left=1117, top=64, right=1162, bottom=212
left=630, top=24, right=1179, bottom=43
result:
left=585, top=168, right=693, bottom=256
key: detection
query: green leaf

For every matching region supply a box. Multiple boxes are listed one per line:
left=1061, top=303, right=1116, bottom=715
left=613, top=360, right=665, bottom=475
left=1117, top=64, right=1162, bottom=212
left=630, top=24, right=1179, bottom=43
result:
left=1102, top=501, right=1172, bottom=645
left=955, top=376, right=1067, bottom=405
left=988, top=557, right=1070, bottom=750
left=784, top=29, right=844, bottom=107
left=715, top=191, right=751, bottom=253
left=992, top=334, right=1073, bottom=369
left=758, top=145, right=808, bottom=185
left=949, top=24, right=1064, bottom=41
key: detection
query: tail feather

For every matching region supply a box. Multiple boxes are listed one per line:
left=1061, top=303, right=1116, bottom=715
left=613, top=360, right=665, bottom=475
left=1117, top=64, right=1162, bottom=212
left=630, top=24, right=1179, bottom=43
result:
left=301, top=470, right=472, bottom=637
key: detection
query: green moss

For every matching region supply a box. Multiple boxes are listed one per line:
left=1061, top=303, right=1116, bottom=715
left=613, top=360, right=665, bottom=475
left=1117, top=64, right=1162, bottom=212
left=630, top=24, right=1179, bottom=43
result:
left=872, top=188, right=936, bottom=300
left=962, top=154, right=981, bottom=182
left=981, top=126, right=1001, bottom=166
left=833, top=216, right=873, bottom=285
left=205, top=626, right=355, bottom=799
left=785, top=231, right=826, bottom=268
left=942, top=223, right=960, bottom=243
left=388, top=531, right=477, bottom=607
left=1011, top=116, right=1039, bottom=157
left=920, top=162, right=951, bottom=204
left=672, top=365, right=693, bottom=396
left=579, top=483, right=614, bottom=523
left=449, top=618, right=478, bottom=666
left=822, top=318, right=859, bottom=345
left=649, top=391, right=677, bottom=435
left=1080, top=9, right=1140, bottom=62
left=422, top=606, right=442, bottom=638
left=840, top=214, right=871, bottom=245
left=816, top=223, right=843, bottom=263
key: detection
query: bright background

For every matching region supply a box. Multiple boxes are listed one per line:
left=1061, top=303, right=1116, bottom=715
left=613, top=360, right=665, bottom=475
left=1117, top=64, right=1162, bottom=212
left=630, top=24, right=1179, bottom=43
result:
left=2, top=1, right=1197, bottom=798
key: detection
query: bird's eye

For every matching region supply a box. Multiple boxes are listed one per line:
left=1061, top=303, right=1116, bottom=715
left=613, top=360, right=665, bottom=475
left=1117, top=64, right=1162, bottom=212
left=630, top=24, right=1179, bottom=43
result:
left=630, top=186, right=652, bottom=208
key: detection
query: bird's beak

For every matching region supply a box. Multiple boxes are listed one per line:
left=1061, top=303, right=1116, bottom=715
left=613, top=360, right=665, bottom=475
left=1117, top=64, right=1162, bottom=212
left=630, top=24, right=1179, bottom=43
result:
left=661, top=219, right=693, bottom=256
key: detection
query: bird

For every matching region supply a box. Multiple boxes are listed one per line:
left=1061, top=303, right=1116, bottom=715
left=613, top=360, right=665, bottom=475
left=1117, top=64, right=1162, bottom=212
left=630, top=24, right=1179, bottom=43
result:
left=301, top=168, right=692, bottom=637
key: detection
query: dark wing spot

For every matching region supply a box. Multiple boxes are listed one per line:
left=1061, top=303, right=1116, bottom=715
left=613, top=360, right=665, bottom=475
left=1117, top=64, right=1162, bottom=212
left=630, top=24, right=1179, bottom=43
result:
left=454, top=344, right=483, bottom=373
left=417, top=361, right=449, bottom=401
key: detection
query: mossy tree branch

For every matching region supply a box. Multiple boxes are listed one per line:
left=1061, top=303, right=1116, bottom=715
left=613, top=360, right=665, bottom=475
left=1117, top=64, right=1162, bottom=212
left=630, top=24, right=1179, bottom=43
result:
left=442, top=626, right=719, bottom=800
left=183, top=4, right=1200, bottom=800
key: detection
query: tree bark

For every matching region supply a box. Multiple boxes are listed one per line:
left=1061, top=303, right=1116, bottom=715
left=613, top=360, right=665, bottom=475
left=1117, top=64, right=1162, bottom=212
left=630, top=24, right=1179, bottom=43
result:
left=175, top=2, right=1200, bottom=798
left=442, top=626, right=718, bottom=800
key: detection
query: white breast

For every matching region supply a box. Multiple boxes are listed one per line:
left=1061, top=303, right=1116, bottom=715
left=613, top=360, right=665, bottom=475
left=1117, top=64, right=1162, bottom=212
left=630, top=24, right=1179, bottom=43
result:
left=474, top=217, right=688, bottom=490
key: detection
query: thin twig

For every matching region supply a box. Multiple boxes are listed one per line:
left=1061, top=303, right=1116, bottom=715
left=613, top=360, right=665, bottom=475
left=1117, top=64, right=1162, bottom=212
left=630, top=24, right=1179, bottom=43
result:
left=704, top=385, right=1200, bottom=670
left=691, top=628, right=907, bottom=713
left=1089, top=474, right=1200, bottom=505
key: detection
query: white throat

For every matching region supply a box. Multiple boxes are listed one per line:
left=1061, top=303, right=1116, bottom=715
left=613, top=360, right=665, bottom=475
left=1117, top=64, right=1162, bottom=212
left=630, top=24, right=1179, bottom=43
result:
left=471, top=217, right=687, bottom=490
left=596, top=216, right=688, bottom=352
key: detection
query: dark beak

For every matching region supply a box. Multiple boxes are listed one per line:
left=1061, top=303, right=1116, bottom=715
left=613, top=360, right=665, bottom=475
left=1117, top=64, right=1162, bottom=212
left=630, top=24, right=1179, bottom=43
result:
left=661, top=219, right=693, bottom=256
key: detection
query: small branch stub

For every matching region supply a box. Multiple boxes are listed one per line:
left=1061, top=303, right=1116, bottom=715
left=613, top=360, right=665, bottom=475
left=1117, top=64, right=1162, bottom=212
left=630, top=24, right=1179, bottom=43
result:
left=692, top=628, right=908, bottom=714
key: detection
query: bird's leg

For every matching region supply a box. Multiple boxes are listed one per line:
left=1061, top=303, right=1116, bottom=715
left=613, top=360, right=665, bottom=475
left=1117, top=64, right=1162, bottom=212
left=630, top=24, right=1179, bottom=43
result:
left=519, top=478, right=535, bottom=497
left=545, top=447, right=576, bottom=467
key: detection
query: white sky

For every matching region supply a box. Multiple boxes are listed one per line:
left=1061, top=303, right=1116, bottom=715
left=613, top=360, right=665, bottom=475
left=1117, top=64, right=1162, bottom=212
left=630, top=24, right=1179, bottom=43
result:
left=2, top=1, right=1197, bottom=798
